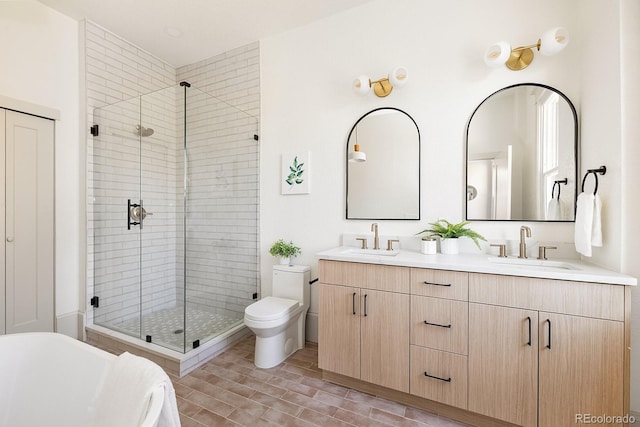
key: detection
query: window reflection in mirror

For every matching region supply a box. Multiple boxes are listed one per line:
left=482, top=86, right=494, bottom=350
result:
left=466, top=84, right=578, bottom=222
left=346, top=108, right=420, bottom=220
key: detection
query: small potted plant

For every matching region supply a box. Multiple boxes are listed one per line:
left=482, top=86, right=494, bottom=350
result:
left=269, top=239, right=301, bottom=265
left=417, top=220, right=486, bottom=255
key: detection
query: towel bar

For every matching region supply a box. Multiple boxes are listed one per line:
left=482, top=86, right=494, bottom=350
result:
left=551, top=178, right=568, bottom=200
left=581, top=166, right=606, bottom=195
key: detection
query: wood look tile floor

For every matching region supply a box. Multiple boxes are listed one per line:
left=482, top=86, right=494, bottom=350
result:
left=175, top=336, right=472, bottom=427
left=97, top=334, right=471, bottom=427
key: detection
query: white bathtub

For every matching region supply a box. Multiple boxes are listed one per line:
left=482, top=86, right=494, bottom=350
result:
left=0, top=332, right=166, bottom=427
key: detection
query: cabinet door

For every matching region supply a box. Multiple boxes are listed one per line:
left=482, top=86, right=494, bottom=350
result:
left=468, top=303, right=538, bottom=427
left=361, top=289, right=410, bottom=392
left=318, top=283, right=360, bottom=378
left=539, top=312, right=624, bottom=427
left=0, top=110, right=4, bottom=334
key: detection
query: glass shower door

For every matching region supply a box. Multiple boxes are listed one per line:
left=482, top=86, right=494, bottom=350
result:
left=91, top=96, right=143, bottom=340
left=138, top=85, right=186, bottom=352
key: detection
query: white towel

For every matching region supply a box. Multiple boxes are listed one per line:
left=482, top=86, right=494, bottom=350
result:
left=89, top=352, right=181, bottom=427
left=547, top=198, right=561, bottom=220
left=592, top=194, right=603, bottom=247
left=574, top=192, right=599, bottom=256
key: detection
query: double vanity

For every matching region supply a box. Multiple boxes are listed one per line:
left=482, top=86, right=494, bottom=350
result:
left=316, top=247, right=635, bottom=427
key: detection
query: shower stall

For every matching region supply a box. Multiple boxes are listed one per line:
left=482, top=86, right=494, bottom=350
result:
left=88, top=82, right=259, bottom=354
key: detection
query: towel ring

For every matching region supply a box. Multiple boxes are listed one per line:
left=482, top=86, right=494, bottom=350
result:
left=551, top=178, right=568, bottom=200
left=581, top=166, right=606, bottom=195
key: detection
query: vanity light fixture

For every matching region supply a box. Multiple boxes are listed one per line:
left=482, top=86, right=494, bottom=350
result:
left=484, top=27, right=569, bottom=71
left=353, top=66, right=409, bottom=97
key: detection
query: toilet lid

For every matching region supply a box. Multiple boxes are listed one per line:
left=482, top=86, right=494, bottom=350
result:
left=245, top=297, right=299, bottom=321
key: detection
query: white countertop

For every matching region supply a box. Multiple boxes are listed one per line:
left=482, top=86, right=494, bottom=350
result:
left=316, top=246, right=637, bottom=286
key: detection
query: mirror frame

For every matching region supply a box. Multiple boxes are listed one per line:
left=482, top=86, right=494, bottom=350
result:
left=345, top=107, right=421, bottom=220
left=465, top=83, right=579, bottom=222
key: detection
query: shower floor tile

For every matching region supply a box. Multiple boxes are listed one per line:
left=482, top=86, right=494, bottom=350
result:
left=114, top=307, right=242, bottom=352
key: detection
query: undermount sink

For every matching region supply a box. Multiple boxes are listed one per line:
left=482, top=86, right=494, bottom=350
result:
left=487, top=256, right=580, bottom=271
left=342, top=248, right=400, bottom=257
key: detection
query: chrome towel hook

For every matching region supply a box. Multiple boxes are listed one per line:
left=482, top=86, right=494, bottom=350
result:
left=581, top=166, right=606, bottom=195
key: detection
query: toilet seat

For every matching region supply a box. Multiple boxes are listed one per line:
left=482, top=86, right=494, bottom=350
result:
left=245, top=297, right=299, bottom=322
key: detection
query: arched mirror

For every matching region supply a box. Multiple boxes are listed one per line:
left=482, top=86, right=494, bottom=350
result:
left=346, top=107, right=420, bottom=220
left=466, top=83, right=578, bottom=221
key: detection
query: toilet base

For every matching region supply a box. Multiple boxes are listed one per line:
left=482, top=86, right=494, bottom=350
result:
left=253, top=315, right=305, bottom=369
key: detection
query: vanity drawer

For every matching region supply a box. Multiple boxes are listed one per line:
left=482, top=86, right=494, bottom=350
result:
left=469, top=273, right=625, bottom=321
left=410, top=346, right=467, bottom=409
left=410, top=268, right=468, bottom=301
left=411, top=296, right=468, bottom=355
left=319, top=260, right=410, bottom=293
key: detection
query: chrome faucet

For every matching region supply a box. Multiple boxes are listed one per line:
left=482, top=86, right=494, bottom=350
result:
left=371, top=223, right=380, bottom=250
left=519, top=226, right=531, bottom=259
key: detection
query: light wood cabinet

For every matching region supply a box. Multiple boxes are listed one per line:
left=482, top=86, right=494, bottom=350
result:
left=410, top=268, right=468, bottom=301
left=318, top=260, right=410, bottom=393
left=469, top=273, right=627, bottom=427
left=410, top=345, right=467, bottom=409
left=361, top=289, right=409, bottom=392
left=468, top=303, right=538, bottom=427
left=538, top=312, right=624, bottom=427
left=319, top=259, right=631, bottom=427
left=411, top=295, right=468, bottom=355
left=318, top=283, right=360, bottom=378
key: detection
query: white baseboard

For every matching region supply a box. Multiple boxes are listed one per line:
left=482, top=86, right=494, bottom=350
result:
left=56, top=311, right=83, bottom=339
left=306, top=312, right=318, bottom=343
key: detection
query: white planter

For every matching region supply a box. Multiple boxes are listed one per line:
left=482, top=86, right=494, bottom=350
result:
left=440, top=238, right=459, bottom=255
left=278, top=256, right=291, bottom=265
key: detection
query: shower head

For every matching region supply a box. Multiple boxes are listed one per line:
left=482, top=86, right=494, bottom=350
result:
left=135, top=124, right=154, bottom=137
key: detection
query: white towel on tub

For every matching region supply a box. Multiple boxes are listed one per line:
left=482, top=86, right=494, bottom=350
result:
left=89, top=352, right=180, bottom=427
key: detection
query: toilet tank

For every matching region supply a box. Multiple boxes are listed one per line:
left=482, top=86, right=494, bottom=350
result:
left=272, top=265, right=311, bottom=309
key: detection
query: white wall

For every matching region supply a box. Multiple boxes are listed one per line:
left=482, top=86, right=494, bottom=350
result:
left=0, top=1, right=80, bottom=336
left=260, top=0, right=583, bottom=337
left=579, top=1, right=623, bottom=270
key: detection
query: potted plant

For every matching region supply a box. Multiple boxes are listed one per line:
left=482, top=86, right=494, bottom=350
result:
left=417, top=220, right=486, bottom=255
left=269, top=239, right=301, bottom=265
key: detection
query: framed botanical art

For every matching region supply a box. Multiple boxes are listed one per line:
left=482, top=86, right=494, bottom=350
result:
left=281, top=151, right=310, bottom=195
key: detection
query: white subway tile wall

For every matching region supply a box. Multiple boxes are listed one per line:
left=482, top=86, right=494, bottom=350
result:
left=85, top=20, right=260, bottom=349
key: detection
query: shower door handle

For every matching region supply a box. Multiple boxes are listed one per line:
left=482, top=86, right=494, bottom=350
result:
left=127, top=199, right=139, bottom=229
left=128, top=199, right=151, bottom=229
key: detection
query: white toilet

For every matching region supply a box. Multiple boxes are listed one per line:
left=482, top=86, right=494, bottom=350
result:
left=244, top=265, right=311, bottom=368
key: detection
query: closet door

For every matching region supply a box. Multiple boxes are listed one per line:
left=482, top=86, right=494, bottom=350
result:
left=4, top=109, right=54, bottom=334
left=0, top=110, right=4, bottom=334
